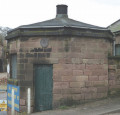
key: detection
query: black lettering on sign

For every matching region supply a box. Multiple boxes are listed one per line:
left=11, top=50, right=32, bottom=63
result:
left=30, top=49, right=34, bottom=52
left=44, top=48, right=52, bottom=52
left=25, top=53, right=50, bottom=58
left=38, top=53, right=46, bottom=58
left=26, top=53, right=34, bottom=58
left=34, top=48, right=43, bottom=52
left=30, top=48, right=52, bottom=52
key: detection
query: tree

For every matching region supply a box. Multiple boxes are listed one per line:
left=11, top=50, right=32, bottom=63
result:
left=0, top=26, right=11, bottom=72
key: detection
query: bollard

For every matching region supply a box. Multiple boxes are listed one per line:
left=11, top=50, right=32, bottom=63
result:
left=11, top=88, right=14, bottom=115
left=27, top=88, right=31, bottom=114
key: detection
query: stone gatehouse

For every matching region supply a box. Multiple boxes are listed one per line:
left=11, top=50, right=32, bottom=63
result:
left=6, top=4, right=114, bottom=114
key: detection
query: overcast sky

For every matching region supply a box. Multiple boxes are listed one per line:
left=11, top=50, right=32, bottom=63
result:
left=0, top=0, right=120, bottom=28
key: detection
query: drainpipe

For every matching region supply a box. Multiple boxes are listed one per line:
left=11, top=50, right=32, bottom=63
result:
left=113, top=39, right=116, bottom=56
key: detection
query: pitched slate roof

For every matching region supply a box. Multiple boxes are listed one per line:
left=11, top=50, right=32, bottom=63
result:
left=19, top=16, right=106, bottom=30
left=108, top=19, right=120, bottom=32
left=6, top=5, right=113, bottom=40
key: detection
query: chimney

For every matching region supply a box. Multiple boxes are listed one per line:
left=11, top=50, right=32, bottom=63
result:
left=56, top=5, right=68, bottom=18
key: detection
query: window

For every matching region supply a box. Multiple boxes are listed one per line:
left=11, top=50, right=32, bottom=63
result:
left=11, top=54, right=17, bottom=78
left=115, top=44, right=120, bottom=56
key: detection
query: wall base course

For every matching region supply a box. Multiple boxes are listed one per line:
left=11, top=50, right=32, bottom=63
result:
left=108, top=58, right=120, bottom=96
left=20, top=99, right=26, bottom=106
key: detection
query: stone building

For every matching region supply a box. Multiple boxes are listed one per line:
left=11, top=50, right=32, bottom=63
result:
left=107, top=20, right=120, bottom=96
left=6, top=5, right=113, bottom=114
left=108, top=19, right=120, bottom=55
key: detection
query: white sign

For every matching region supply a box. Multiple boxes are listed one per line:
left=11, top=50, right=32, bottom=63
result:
left=7, top=64, right=10, bottom=73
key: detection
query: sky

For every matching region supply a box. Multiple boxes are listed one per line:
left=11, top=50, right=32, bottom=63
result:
left=0, top=0, right=120, bottom=29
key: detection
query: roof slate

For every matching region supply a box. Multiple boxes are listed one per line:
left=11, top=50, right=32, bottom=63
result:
left=19, top=16, right=106, bottom=30
left=108, top=19, right=120, bottom=32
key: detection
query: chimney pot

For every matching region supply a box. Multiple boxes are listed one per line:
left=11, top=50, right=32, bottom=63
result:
left=56, top=5, right=68, bottom=18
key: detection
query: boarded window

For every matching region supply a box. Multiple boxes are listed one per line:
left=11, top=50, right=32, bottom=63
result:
left=115, top=44, right=120, bottom=56
left=11, top=54, right=17, bottom=78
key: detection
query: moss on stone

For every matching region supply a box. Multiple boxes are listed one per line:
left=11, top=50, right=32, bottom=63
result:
left=108, top=88, right=120, bottom=97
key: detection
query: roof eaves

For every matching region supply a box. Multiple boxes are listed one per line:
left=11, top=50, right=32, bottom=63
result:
left=7, top=27, right=20, bottom=34
left=114, top=30, right=120, bottom=35
left=19, top=25, right=107, bottom=31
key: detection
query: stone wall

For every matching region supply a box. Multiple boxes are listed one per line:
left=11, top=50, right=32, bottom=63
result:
left=7, top=36, right=113, bottom=113
left=115, top=35, right=120, bottom=44
left=0, top=73, right=7, bottom=91
left=52, top=37, right=112, bottom=107
left=108, top=35, right=120, bottom=96
left=108, top=57, right=120, bottom=96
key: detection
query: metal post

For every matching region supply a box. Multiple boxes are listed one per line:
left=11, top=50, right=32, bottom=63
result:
left=27, top=88, right=31, bottom=114
left=11, top=88, right=15, bottom=115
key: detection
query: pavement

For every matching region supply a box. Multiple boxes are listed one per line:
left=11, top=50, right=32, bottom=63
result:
left=0, top=111, right=7, bottom=115
left=1, top=91, right=120, bottom=115
left=31, top=97, right=120, bottom=115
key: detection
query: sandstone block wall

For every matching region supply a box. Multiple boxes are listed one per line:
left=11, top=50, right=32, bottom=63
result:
left=52, top=37, right=112, bottom=107
left=7, top=36, right=113, bottom=112
left=108, top=57, right=120, bottom=96
left=115, top=35, right=120, bottom=44
left=0, top=73, right=7, bottom=91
